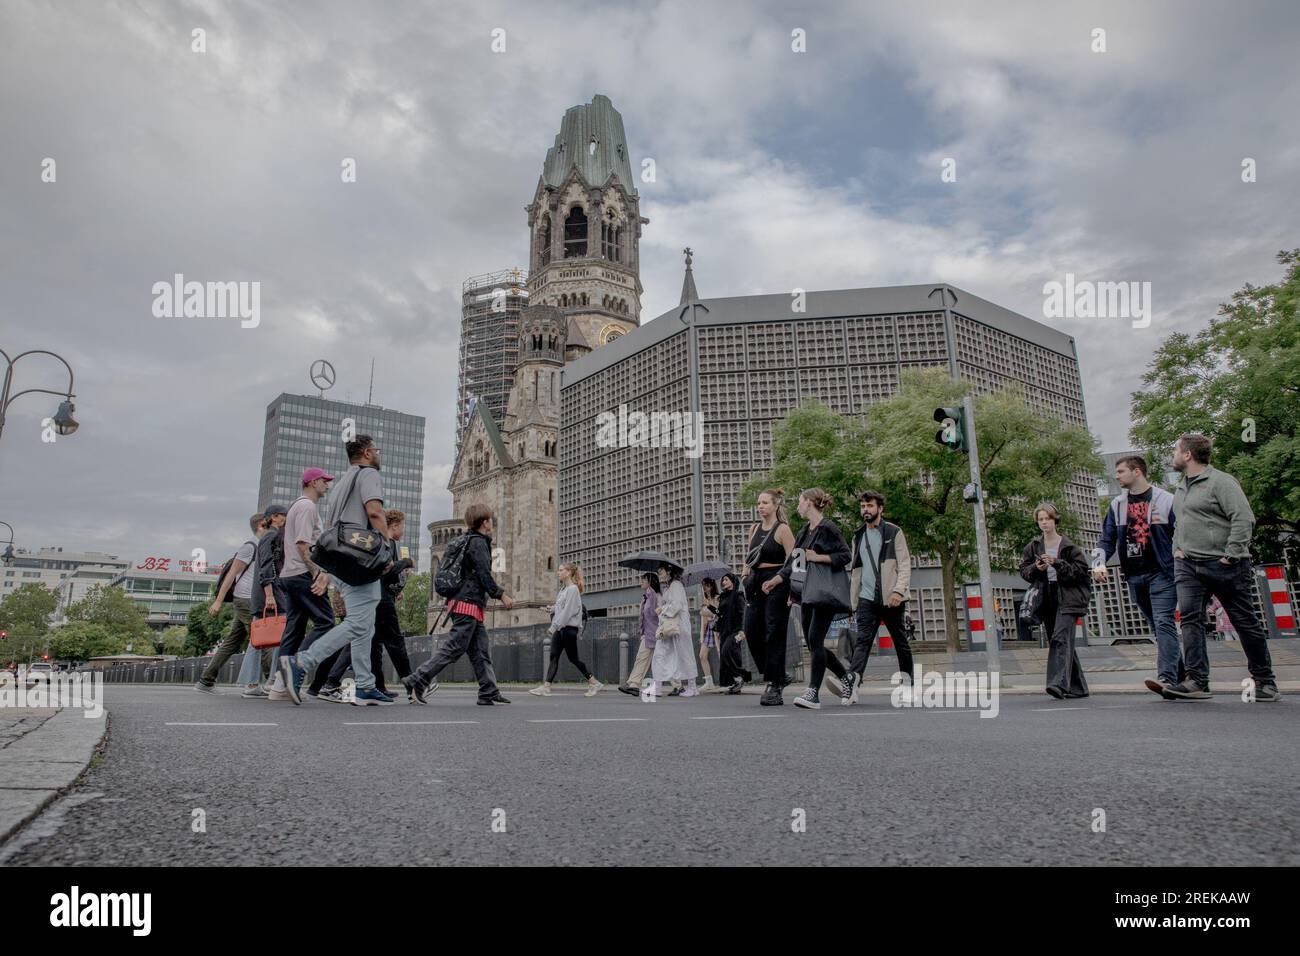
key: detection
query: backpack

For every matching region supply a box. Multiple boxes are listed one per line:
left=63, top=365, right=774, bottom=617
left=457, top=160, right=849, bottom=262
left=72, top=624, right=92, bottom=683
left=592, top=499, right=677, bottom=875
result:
left=217, top=541, right=255, bottom=603
left=434, top=534, right=473, bottom=599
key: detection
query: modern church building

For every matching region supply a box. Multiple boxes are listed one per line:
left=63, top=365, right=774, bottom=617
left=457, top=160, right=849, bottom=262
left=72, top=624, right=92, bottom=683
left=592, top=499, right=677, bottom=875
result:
left=558, top=275, right=1104, bottom=644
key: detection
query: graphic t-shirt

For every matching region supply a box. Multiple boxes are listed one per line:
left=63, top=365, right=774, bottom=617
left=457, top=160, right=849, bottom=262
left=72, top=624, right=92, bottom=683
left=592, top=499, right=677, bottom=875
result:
left=1121, top=487, right=1160, bottom=576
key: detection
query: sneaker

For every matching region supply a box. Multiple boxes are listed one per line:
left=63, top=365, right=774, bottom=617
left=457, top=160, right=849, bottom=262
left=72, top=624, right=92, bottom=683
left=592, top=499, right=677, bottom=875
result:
left=1254, top=682, right=1281, bottom=703
left=318, top=687, right=347, bottom=704
left=823, top=673, right=845, bottom=699
left=1165, top=680, right=1212, bottom=700
left=759, top=683, right=783, bottom=707
left=194, top=680, right=216, bottom=694
left=241, top=685, right=269, bottom=699
left=279, top=655, right=306, bottom=705
left=476, top=697, right=495, bottom=706
left=667, top=686, right=683, bottom=697
left=585, top=680, right=603, bottom=697
left=407, top=691, right=425, bottom=705
left=792, top=688, right=820, bottom=710
left=267, top=685, right=291, bottom=701
left=1144, top=678, right=1175, bottom=699
left=489, top=693, right=511, bottom=704
left=839, top=672, right=857, bottom=707
left=618, top=684, right=640, bottom=696
left=303, top=686, right=322, bottom=700
left=727, top=678, right=744, bottom=695
left=319, top=683, right=341, bottom=696
left=529, top=685, right=552, bottom=696
left=352, top=687, right=395, bottom=706
left=401, top=674, right=436, bottom=703
left=681, top=684, right=699, bottom=698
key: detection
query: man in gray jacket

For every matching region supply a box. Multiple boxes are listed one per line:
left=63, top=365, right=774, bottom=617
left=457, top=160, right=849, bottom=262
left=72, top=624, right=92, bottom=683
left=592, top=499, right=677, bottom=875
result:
left=842, top=491, right=913, bottom=705
left=1166, top=433, right=1279, bottom=701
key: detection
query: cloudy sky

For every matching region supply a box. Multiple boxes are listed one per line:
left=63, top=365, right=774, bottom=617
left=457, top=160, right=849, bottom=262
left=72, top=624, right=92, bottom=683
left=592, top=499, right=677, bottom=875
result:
left=1, top=0, right=1296, bottom=565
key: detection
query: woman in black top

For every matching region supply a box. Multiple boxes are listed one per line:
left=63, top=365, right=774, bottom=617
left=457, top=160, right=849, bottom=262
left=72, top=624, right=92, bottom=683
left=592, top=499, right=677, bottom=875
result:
left=763, top=489, right=853, bottom=710
left=739, top=488, right=798, bottom=706
left=715, top=573, right=749, bottom=693
left=1018, top=501, right=1091, bottom=699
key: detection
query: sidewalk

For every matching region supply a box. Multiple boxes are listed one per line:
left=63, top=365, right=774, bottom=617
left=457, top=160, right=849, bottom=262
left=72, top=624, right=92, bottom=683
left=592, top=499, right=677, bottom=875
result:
left=0, top=705, right=108, bottom=843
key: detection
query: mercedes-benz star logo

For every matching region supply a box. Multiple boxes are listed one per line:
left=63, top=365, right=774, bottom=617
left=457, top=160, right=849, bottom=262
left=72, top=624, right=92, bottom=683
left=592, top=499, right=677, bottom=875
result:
left=310, top=360, right=336, bottom=392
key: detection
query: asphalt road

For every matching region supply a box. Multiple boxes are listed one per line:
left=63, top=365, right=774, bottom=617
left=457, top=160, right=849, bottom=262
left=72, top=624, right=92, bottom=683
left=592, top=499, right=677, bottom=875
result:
left=4, top=684, right=1297, bottom=866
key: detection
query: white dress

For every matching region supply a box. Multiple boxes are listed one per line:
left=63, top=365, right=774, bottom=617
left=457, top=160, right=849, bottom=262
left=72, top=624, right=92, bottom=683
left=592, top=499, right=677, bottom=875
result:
left=651, top=579, right=698, bottom=682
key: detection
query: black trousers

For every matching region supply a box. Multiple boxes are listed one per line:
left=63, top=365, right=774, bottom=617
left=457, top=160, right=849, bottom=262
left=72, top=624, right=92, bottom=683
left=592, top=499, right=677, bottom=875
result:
left=546, top=625, right=592, bottom=682
left=279, top=572, right=345, bottom=693
left=801, top=603, right=847, bottom=694
left=718, top=630, right=749, bottom=685
left=849, top=598, right=912, bottom=682
left=326, top=599, right=412, bottom=693
left=411, top=612, right=500, bottom=700
left=1042, top=586, right=1089, bottom=697
left=742, top=567, right=792, bottom=685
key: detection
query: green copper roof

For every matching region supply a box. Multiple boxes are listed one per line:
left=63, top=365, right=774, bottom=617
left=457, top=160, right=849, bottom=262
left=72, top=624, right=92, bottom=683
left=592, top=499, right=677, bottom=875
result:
left=541, top=94, right=638, bottom=197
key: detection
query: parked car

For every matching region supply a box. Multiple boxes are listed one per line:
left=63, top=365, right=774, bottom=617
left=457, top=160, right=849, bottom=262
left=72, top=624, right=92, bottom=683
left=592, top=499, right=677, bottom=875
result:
left=25, top=662, right=54, bottom=687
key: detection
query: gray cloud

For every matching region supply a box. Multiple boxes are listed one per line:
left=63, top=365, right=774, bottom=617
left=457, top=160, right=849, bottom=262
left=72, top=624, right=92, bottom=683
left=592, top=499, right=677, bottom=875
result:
left=0, top=0, right=1295, bottom=564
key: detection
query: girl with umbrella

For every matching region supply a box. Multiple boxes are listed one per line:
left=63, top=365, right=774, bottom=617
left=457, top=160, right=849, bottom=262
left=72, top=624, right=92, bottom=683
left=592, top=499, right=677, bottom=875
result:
left=716, top=572, right=749, bottom=693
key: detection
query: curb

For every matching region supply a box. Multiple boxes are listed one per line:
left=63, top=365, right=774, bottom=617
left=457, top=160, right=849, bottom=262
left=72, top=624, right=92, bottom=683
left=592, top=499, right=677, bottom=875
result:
left=0, top=708, right=108, bottom=845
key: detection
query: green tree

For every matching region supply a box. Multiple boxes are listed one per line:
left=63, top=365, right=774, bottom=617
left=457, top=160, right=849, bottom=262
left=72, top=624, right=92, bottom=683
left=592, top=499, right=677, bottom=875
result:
left=397, top=571, right=430, bottom=635
left=744, top=369, right=1101, bottom=650
left=0, top=582, right=59, bottom=637
left=1130, top=249, right=1300, bottom=560
left=157, top=626, right=189, bottom=656
left=48, top=622, right=128, bottom=662
left=65, top=584, right=149, bottom=642
left=186, top=602, right=230, bottom=656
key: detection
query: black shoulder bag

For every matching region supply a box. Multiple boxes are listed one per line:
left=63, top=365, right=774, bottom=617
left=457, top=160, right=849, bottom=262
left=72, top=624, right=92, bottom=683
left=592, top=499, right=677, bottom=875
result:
left=310, top=468, right=389, bottom=586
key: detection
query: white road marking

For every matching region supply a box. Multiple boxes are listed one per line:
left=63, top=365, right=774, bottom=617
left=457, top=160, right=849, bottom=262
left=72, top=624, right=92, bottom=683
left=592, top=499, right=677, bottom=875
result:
left=690, top=714, right=786, bottom=720
left=164, top=721, right=278, bottom=726
left=342, top=720, right=479, bottom=726
left=1030, top=706, right=1087, bottom=712
left=527, top=717, right=648, bottom=723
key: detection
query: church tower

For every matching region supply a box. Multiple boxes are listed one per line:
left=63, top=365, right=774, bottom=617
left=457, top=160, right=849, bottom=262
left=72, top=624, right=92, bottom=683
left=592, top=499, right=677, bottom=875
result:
left=525, top=94, right=647, bottom=360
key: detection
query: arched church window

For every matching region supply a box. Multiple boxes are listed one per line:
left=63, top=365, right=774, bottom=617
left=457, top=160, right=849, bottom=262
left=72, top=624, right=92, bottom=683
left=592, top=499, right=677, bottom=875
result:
left=564, top=206, right=587, bottom=258
left=539, top=219, right=552, bottom=266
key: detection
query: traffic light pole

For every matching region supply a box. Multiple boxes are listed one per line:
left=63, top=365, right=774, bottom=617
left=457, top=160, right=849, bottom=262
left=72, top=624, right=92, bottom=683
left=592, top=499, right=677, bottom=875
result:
left=962, top=395, right=1000, bottom=674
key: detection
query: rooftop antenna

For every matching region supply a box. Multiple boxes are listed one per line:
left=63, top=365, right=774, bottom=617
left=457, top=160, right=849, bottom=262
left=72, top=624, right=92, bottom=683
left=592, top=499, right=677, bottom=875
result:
left=367, top=358, right=375, bottom=405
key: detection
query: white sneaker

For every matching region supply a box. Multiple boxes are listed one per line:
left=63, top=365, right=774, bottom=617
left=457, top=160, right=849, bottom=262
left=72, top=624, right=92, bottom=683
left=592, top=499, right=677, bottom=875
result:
left=267, top=686, right=291, bottom=701
left=823, top=673, right=845, bottom=698
left=584, top=680, right=602, bottom=697
left=529, top=685, right=552, bottom=696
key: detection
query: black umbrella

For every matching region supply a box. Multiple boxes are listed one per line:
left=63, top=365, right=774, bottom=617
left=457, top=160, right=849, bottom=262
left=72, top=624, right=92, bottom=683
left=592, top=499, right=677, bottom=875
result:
left=683, top=560, right=730, bottom=587
left=617, top=550, right=683, bottom=573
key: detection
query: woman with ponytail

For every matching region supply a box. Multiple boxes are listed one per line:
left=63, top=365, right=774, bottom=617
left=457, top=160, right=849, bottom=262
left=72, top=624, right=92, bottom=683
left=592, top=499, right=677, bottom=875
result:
left=531, top=563, right=602, bottom=697
left=738, top=488, right=797, bottom=706
left=764, top=488, right=853, bottom=710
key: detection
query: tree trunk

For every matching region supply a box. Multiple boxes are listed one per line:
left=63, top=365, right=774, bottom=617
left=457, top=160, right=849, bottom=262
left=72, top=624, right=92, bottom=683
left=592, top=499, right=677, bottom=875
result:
left=940, top=551, right=961, bottom=653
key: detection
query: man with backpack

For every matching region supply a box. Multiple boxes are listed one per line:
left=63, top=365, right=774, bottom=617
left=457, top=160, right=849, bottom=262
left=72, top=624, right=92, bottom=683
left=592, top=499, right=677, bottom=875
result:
left=402, top=503, right=513, bottom=705
left=195, top=513, right=268, bottom=693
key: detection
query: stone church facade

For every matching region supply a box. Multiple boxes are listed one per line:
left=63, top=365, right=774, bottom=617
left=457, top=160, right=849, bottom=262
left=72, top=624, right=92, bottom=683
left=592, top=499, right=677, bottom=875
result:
left=428, top=94, right=646, bottom=629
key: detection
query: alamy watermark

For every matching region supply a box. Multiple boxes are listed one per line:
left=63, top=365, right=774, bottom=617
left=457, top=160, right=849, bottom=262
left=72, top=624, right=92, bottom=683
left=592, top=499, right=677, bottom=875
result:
left=891, top=664, right=1000, bottom=717
left=1, top=670, right=104, bottom=718
left=152, top=273, right=260, bottom=328
left=595, top=403, right=704, bottom=459
left=1042, top=273, right=1151, bottom=329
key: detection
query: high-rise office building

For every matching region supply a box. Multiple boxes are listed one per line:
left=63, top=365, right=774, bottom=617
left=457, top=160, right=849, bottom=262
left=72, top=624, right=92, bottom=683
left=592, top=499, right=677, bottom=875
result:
left=456, top=268, right=528, bottom=448
left=257, top=394, right=426, bottom=561
left=559, top=277, right=1101, bottom=644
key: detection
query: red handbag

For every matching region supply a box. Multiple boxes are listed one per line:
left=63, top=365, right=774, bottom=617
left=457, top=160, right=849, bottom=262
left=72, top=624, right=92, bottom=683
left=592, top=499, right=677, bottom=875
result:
left=250, top=613, right=286, bottom=649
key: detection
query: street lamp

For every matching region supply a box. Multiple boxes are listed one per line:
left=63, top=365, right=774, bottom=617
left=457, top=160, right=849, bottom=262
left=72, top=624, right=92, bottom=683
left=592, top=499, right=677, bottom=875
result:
left=0, top=348, right=79, bottom=443
left=0, top=521, right=14, bottom=566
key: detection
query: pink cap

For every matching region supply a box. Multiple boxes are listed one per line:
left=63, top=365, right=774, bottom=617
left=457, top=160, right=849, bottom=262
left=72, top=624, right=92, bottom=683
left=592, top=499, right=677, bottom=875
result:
left=301, top=467, right=335, bottom=486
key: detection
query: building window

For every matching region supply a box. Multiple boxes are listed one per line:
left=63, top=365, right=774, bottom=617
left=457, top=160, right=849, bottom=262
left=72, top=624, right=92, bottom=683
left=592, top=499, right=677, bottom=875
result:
left=563, top=206, right=587, bottom=258
left=539, top=219, right=552, bottom=266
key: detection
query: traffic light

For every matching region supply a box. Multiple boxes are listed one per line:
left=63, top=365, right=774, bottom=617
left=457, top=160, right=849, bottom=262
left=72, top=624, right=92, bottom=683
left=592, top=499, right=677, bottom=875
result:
left=0, top=630, right=7, bottom=640
left=934, top=406, right=968, bottom=453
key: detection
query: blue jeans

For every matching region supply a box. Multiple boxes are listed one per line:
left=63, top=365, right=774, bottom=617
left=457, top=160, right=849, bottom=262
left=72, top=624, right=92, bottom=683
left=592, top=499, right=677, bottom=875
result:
left=1125, top=568, right=1184, bottom=685
left=296, top=578, right=381, bottom=690
left=1175, top=557, right=1275, bottom=686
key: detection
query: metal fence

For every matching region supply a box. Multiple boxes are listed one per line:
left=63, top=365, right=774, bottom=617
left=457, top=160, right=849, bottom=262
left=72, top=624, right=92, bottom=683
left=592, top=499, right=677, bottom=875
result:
left=93, top=616, right=807, bottom=686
